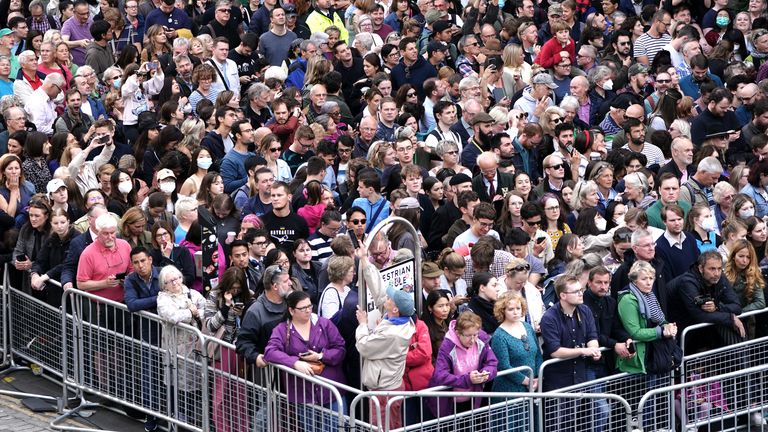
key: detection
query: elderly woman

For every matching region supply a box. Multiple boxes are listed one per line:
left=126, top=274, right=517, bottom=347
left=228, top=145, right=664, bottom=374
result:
left=712, top=181, right=736, bottom=229
left=617, top=260, right=677, bottom=377
left=502, top=259, right=545, bottom=331
left=568, top=180, right=600, bottom=226
left=426, top=310, right=498, bottom=418
left=623, top=172, right=656, bottom=210
left=318, top=255, right=355, bottom=321
left=668, top=119, right=691, bottom=140
left=429, top=140, right=472, bottom=178
left=156, top=265, right=207, bottom=426
left=264, top=290, right=346, bottom=431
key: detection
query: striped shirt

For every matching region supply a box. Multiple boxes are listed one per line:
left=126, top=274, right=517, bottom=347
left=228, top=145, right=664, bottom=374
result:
left=308, top=231, right=334, bottom=264
left=633, top=32, right=671, bottom=65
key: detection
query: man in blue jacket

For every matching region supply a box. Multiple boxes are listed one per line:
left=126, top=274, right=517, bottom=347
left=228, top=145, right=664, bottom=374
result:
left=390, top=36, right=437, bottom=100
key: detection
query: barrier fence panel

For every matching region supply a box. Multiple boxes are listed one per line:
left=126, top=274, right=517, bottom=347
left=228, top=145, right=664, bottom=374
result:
left=639, top=363, right=768, bottom=432
left=164, top=321, right=209, bottom=431
left=0, top=264, right=7, bottom=367
left=537, top=350, right=674, bottom=432
left=267, top=363, right=348, bottom=432
left=202, top=334, right=267, bottom=432
left=678, top=336, right=768, bottom=431
left=680, top=309, right=768, bottom=356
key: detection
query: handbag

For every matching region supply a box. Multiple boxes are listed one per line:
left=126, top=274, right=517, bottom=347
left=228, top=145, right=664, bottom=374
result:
left=285, top=321, right=325, bottom=375
left=645, top=336, right=682, bottom=374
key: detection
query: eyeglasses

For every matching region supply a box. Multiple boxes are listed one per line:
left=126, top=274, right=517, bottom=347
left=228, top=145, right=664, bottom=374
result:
left=656, top=79, right=671, bottom=84
left=269, top=147, right=281, bottom=152
left=545, top=205, right=560, bottom=211
left=350, top=218, right=367, bottom=225
left=466, top=42, right=479, bottom=47
left=548, top=163, right=564, bottom=170
left=217, top=8, right=230, bottom=12
left=551, top=117, right=563, bottom=124
left=164, top=276, right=182, bottom=286
left=155, top=231, right=170, bottom=239
left=507, top=263, right=531, bottom=273
left=556, top=63, right=571, bottom=68
left=618, top=41, right=631, bottom=46
left=407, top=92, right=417, bottom=97
left=293, top=304, right=313, bottom=312
left=616, top=232, right=633, bottom=242
left=478, top=221, right=494, bottom=228
left=276, top=259, right=290, bottom=266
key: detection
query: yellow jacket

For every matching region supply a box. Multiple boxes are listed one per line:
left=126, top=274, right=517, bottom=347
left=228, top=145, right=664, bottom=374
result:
left=305, top=9, right=349, bottom=42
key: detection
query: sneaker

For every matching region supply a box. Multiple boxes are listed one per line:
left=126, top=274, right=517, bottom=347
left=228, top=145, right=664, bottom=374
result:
left=751, top=412, right=767, bottom=426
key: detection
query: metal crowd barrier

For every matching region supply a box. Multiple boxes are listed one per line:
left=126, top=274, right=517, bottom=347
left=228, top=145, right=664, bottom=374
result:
left=680, top=308, right=768, bottom=356
left=638, top=363, right=768, bottom=432
left=537, top=347, right=675, bottom=432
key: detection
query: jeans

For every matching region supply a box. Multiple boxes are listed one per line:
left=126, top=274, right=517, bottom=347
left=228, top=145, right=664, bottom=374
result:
left=585, top=366, right=611, bottom=432
left=297, top=397, right=347, bottom=432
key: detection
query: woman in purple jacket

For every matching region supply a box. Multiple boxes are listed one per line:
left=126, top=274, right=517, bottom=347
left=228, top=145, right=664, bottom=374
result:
left=426, top=310, right=499, bottom=419
left=264, top=290, right=347, bottom=432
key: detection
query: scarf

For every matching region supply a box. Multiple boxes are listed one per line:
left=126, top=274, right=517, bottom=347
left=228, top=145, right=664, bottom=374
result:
left=628, top=282, right=665, bottom=325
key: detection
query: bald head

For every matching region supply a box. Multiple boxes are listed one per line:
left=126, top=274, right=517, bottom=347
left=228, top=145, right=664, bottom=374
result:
left=626, top=104, right=645, bottom=121
left=738, top=83, right=760, bottom=109
left=569, top=76, right=589, bottom=99
left=477, top=151, right=499, bottom=180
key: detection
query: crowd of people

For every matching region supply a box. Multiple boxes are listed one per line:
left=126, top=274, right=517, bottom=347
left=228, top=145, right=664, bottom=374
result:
left=1, top=0, right=768, bottom=429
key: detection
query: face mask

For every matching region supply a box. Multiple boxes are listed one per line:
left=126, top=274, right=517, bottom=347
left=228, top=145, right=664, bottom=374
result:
left=739, top=208, right=755, bottom=219
left=118, top=181, right=133, bottom=194
left=613, top=217, right=625, bottom=227
left=53, top=92, right=64, bottom=104
left=699, top=216, right=717, bottom=232
left=595, top=217, right=607, bottom=231
left=498, top=0, right=505, bottom=8
left=160, top=182, right=176, bottom=194
left=602, top=79, right=613, bottom=91
left=198, top=158, right=213, bottom=169
left=716, top=16, right=730, bottom=27
left=112, top=78, right=121, bottom=89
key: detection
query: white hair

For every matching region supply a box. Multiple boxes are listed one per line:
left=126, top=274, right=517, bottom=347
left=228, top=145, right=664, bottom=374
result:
left=44, top=72, right=65, bottom=88
left=263, top=66, right=287, bottom=82
left=158, top=265, right=184, bottom=291
left=697, top=156, right=723, bottom=174
left=488, top=106, right=508, bottom=125
left=18, top=50, right=36, bottom=64
left=174, top=196, right=198, bottom=219
left=560, top=95, right=579, bottom=111
left=95, top=213, right=118, bottom=231
left=670, top=119, right=691, bottom=139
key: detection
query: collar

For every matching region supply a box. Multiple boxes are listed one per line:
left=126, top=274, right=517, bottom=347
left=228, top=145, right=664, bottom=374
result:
left=663, top=230, right=683, bottom=247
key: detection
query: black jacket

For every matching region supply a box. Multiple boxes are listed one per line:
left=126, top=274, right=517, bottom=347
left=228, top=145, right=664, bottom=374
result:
left=610, top=249, right=670, bottom=315
left=667, top=265, right=742, bottom=332
left=583, top=289, right=629, bottom=373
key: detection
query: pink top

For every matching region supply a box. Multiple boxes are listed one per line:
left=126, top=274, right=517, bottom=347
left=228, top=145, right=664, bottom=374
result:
left=76, top=238, right=133, bottom=302
left=38, top=62, right=72, bottom=91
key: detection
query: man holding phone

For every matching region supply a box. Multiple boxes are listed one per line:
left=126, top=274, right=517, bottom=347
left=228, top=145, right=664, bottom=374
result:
left=76, top=213, right=133, bottom=302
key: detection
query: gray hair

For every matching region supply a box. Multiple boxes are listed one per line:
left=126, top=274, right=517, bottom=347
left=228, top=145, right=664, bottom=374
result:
left=18, top=50, right=36, bottom=64
left=300, top=39, right=315, bottom=52
left=436, top=140, right=459, bottom=158
left=572, top=180, right=598, bottom=211
left=76, top=65, right=95, bottom=78
left=560, top=95, right=579, bottom=111
left=354, top=32, right=376, bottom=53
left=697, top=156, right=723, bottom=174
left=174, top=196, right=198, bottom=219
left=28, top=0, right=44, bottom=11
left=173, top=37, right=189, bottom=49
left=630, top=229, right=653, bottom=247
left=95, top=213, right=118, bottom=231
left=44, top=72, right=65, bottom=88
left=158, top=265, right=184, bottom=291
left=713, top=181, right=736, bottom=203
left=670, top=119, right=691, bottom=139
left=320, top=100, right=339, bottom=114
left=103, top=65, right=123, bottom=81
left=624, top=171, right=648, bottom=193
left=459, top=76, right=480, bottom=92
left=247, top=82, right=270, bottom=101
left=587, top=65, right=612, bottom=85
left=2, top=105, right=24, bottom=122
left=628, top=260, right=655, bottom=282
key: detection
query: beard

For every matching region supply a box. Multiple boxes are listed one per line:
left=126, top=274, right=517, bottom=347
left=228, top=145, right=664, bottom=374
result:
left=478, top=130, right=494, bottom=148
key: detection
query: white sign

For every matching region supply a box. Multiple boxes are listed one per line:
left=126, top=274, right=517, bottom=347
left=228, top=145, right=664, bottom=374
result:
left=365, top=259, right=415, bottom=314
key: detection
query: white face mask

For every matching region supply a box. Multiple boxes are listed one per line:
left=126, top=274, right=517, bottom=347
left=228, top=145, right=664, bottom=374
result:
left=602, top=79, right=613, bottom=91
left=739, top=208, right=755, bottom=219
left=699, top=215, right=716, bottom=232
left=198, top=158, right=213, bottom=170
left=595, top=217, right=607, bottom=231
left=160, top=182, right=176, bottom=194
left=118, top=181, right=133, bottom=194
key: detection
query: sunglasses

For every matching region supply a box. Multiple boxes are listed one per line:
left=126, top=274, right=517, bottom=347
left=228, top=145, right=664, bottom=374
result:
left=269, top=147, right=281, bottom=152
left=548, top=163, right=564, bottom=170
left=656, top=79, right=671, bottom=84
left=350, top=218, right=367, bottom=225
left=407, top=92, right=417, bottom=97
left=552, top=117, right=563, bottom=124
left=525, top=220, right=541, bottom=226
left=508, top=263, right=531, bottom=273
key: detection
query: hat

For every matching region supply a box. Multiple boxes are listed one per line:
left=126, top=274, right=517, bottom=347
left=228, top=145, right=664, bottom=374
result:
left=425, top=10, right=443, bottom=24
left=0, top=29, right=11, bottom=38
left=532, top=73, right=558, bottom=89
left=394, top=248, right=414, bottom=264
left=397, top=197, right=422, bottom=210
left=432, top=20, right=451, bottom=34
left=427, top=40, right=448, bottom=54
left=157, top=168, right=176, bottom=181
left=283, top=3, right=297, bottom=15
left=386, top=286, right=416, bottom=317
left=290, top=38, right=304, bottom=50
left=609, top=94, right=633, bottom=110
left=548, top=3, right=563, bottom=16
left=137, top=111, right=160, bottom=135
left=471, top=112, right=496, bottom=125
left=449, top=173, right=472, bottom=186
left=422, top=261, right=442, bottom=278
left=628, top=63, right=649, bottom=77
left=46, top=178, right=66, bottom=195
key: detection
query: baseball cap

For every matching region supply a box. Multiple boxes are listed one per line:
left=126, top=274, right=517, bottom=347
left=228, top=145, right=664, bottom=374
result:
left=0, top=29, right=12, bottom=38
left=46, top=178, right=66, bottom=195
left=548, top=3, right=563, bottom=16
left=397, top=197, right=422, bottom=210
left=290, top=38, right=304, bottom=50
left=422, top=261, right=442, bottom=278
left=283, top=4, right=297, bottom=15
left=425, top=10, right=443, bottom=24
left=427, top=40, right=448, bottom=55
left=157, top=168, right=176, bottom=181
left=471, top=112, right=496, bottom=126
left=387, top=286, right=416, bottom=317
left=628, top=63, right=649, bottom=77
left=704, top=121, right=731, bottom=139
left=532, top=73, right=558, bottom=89
left=432, top=20, right=451, bottom=34
left=449, top=173, right=472, bottom=186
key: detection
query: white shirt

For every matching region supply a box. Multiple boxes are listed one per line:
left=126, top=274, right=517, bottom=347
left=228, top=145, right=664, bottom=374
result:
left=453, top=227, right=500, bottom=250
left=25, top=88, right=56, bottom=134
left=662, top=230, right=684, bottom=250
left=439, top=274, right=468, bottom=297
left=210, top=58, right=241, bottom=96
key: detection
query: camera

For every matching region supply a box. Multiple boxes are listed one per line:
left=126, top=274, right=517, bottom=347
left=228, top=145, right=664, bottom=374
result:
left=693, top=295, right=714, bottom=306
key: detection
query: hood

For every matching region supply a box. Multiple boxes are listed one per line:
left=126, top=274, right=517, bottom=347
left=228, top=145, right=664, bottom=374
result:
left=445, top=319, right=462, bottom=350
left=521, top=86, right=537, bottom=102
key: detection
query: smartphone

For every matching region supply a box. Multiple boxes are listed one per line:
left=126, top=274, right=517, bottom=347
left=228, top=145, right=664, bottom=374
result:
left=234, top=302, right=244, bottom=308
left=536, top=236, right=546, bottom=244
left=96, top=134, right=110, bottom=144
left=16, top=254, right=26, bottom=262
left=627, top=341, right=636, bottom=354
left=115, top=272, right=127, bottom=280
left=147, top=61, right=158, bottom=71
left=299, top=351, right=310, bottom=357
left=565, top=144, right=574, bottom=155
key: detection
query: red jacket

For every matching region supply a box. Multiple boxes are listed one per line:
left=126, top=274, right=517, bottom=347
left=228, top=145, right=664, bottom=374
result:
left=402, top=318, right=435, bottom=391
left=534, top=37, right=576, bottom=69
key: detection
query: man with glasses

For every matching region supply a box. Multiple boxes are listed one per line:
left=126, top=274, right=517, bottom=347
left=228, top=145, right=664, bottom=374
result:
left=243, top=166, right=275, bottom=218
left=452, top=201, right=499, bottom=252
left=61, top=0, right=92, bottom=66
left=117, top=0, right=144, bottom=54
left=279, top=125, right=315, bottom=175
left=244, top=228, right=270, bottom=280
left=352, top=115, right=378, bottom=158
left=238, top=264, right=292, bottom=368
left=0, top=106, right=25, bottom=155
left=643, top=71, right=672, bottom=115
left=552, top=55, right=574, bottom=102
left=534, top=153, right=566, bottom=199
left=734, top=83, right=763, bottom=128
left=576, top=45, right=597, bottom=75
left=25, top=71, right=65, bottom=135
left=540, top=275, right=601, bottom=392
left=456, top=34, right=484, bottom=77
left=26, top=0, right=58, bottom=35
left=610, top=229, right=669, bottom=301
left=633, top=9, right=672, bottom=66
left=308, top=209, right=342, bottom=264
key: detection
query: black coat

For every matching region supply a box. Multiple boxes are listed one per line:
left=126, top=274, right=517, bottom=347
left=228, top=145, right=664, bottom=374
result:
left=610, top=249, right=671, bottom=315
left=61, top=231, right=95, bottom=288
